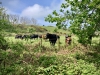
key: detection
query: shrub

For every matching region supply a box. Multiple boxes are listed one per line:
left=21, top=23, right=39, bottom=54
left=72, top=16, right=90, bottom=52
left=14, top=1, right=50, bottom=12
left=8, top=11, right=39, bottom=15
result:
left=9, top=42, right=26, bottom=53
left=37, top=55, right=57, bottom=68
left=35, top=59, right=100, bottom=75
left=0, top=34, right=9, bottom=50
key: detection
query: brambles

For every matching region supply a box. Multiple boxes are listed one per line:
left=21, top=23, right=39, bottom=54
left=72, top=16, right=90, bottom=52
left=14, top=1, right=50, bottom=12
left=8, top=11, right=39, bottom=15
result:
left=0, top=34, right=9, bottom=50
left=35, top=59, right=100, bottom=75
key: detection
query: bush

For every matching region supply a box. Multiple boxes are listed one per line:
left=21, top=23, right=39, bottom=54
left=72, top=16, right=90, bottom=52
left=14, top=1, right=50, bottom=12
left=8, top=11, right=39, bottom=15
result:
left=35, top=59, right=100, bottom=75
left=9, top=42, right=26, bottom=53
left=0, top=34, right=9, bottom=50
left=37, top=55, right=57, bottom=68
left=53, top=28, right=58, bottom=32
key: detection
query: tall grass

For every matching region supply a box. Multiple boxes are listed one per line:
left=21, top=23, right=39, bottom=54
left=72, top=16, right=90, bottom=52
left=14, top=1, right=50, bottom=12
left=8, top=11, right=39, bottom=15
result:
left=1, top=34, right=100, bottom=75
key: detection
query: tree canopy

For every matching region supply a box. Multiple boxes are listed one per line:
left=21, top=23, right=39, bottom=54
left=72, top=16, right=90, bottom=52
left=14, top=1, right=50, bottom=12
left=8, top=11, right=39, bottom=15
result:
left=45, top=0, right=100, bottom=45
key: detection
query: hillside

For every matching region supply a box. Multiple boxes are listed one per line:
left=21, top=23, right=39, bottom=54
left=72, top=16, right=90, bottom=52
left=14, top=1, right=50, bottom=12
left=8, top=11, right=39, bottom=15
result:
left=2, top=24, right=70, bottom=36
left=1, top=23, right=100, bottom=75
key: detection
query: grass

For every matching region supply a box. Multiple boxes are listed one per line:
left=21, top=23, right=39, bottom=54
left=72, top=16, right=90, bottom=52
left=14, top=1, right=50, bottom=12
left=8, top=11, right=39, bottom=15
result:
left=5, top=34, right=100, bottom=49
left=42, top=26, right=55, bottom=32
left=42, top=26, right=70, bottom=33
left=92, top=37, right=100, bottom=45
left=4, top=35, right=66, bottom=48
left=1, top=23, right=100, bottom=74
left=2, top=33, right=100, bottom=75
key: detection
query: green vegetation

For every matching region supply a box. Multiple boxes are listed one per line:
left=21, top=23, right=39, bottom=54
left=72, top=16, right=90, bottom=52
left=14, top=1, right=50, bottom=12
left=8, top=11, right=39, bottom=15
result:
left=0, top=1, right=100, bottom=75
left=45, top=0, right=100, bottom=45
left=1, top=32, right=100, bottom=75
left=36, top=60, right=100, bottom=75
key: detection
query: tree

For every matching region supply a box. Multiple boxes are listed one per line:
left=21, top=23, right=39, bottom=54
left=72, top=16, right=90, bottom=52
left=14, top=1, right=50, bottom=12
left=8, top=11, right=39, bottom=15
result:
left=9, top=14, right=19, bottom=25
left=45, top=0, right=100, bottom=45
left=0, top=6, right=7, bottom=20
left=20, top=16, right=31, bottom=25
left=31, top=18, right=37, bottom=25
left=0, top=6, right=9, bottom=50
left=0, top=6, right=13, bottom=31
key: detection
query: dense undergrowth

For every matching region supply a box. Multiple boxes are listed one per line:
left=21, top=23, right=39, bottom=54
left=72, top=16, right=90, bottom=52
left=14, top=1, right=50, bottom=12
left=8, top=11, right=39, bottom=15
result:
left=0, top=28, right=100, bottom=75
left=0, top=6, right=100, bottom=75
left=0, top=40, right=100, bottom=75
left=0, top=19, right=100, bottom=75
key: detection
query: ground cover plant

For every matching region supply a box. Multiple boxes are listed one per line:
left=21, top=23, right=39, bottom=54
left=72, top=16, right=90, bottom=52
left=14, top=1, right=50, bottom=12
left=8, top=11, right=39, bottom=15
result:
left=0, top=0, right=100, bottom=75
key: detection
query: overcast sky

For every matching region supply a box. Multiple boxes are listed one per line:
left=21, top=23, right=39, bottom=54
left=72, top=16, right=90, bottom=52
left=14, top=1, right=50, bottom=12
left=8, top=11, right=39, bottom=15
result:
left=0, top=0, right=64, bottom=26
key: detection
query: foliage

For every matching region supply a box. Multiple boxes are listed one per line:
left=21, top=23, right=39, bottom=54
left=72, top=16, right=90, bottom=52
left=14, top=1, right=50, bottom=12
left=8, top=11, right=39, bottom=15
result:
left=35, top=59, right=100, bottom=75
left=0, top=7, right=15, bottom=33
left=37, top=55, right=57, bottom=68
left=9, top=42, right=26, bottom=53
left=0, top=35, right=100, bottom=75
left=0, top=34, right=9, bottom=50
left=0, top=4, right=100, bottom=75
left=74, top=52, right=85, bottom=60
left=53, top=28, right=58, bottom=32
left=29, top=28, right=35, bottom=33
left=45, top=0, right=100, bottom=45
left=0, top=20, right=15, bottom=33
left=0, top=11, right=17, bottom=44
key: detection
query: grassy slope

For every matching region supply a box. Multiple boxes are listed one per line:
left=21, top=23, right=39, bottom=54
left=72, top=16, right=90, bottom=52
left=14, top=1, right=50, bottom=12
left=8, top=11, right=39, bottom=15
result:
left=42, top=26, right=70, bottom=33
left=14, top=25, right=69, bottom=34
left=2, top=24, right=100, bottom=74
